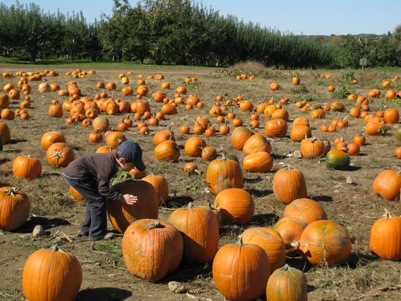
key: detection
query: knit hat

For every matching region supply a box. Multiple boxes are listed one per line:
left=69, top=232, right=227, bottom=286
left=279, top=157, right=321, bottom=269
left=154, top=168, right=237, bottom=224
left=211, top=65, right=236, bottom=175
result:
left=117, top=140, right=146, bottom=171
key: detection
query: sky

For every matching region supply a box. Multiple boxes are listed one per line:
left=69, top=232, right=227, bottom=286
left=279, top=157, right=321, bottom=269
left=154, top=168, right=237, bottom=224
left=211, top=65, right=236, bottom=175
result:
left=3, top=0, right=401, bottom=36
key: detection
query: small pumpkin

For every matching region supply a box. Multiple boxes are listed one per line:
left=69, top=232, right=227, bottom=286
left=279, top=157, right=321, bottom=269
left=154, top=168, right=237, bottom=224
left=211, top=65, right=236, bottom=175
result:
left=154, top=140, right=180, bottom=162
left=230, top=126, right=253, bottom=150
left=41, top=131, right=66, bottom=149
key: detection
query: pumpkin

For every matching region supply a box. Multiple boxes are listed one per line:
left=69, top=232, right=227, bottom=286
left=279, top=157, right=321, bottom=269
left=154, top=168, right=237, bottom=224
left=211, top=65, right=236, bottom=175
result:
left=92, top=115, right=110, bottom=132
left=242, top=133, right=272, bottom=155
left=167, top=203, right=219, bottom=264
left=230, top=126, right=253, bottom=150
left=273, top=217, right=307, bottom=256
left=12, top=155, right=42, bottom=180
left=107, top=180, right=159, bottom=233
left=22, top=245, right=82, bottom=301
left=370, top=209, right=401, bottom=261
left=122, top=219, right=183, bottom=281
left=300, top=137, right=325, bottom=158
left=154, top=140, right=180, bottom=162
left=206, top=154, right=244, bottom=195
left=46, top=142, right=75, bottom=167
left=142, top=175, right=169, bottom=206
left=69, top=186, right=84, bottom=201
left=212, top=237, right=270, bottom=301
left=241, top=227, right=286, bottom=272
left=372, top=170, right=401, bottom=201
left=283, top=198, right=327, bottom=225
left=265, top=119, right=288, bottom=137
left=243, top=151, right=273, bottom=173
left=0, top=122, right=11, bottom=144
left=299, top=220, right=352, bottom=266
left=153, top=129, right=175, bottom=145
left=41, top=131, right=66, bottom=149
left=105, top=131, right=127, bottom=148
left=0, top=187, right=30, bottom=231
left=266, top=264, right=308, bottom=301
left=365, top=121, right=387, bottom=136
left=184, top=136, right=207, bottom=157
left=325, top=149, right=350, bottom=170
left=214, top=188, right=254, bottom=225
left=272, top=168, right=307, bottom=205
left=383, top=107, right=399, bottom=123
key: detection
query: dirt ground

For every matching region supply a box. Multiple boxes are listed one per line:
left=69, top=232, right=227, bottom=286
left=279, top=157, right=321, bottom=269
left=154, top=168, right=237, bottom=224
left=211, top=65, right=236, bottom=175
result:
left=1, top=64, right=401, bottom=301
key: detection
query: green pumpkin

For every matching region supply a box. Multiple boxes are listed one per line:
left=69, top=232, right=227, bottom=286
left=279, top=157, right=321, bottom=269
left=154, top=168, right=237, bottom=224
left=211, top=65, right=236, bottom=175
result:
left=325, top=149, right=350, bottom=170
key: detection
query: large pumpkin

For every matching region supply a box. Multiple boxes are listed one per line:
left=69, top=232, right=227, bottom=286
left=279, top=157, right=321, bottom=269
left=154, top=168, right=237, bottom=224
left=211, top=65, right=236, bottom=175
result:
left=272, top=168, right=307, bottom=204
left=370, top=209, right=401, bottom=261
left=184, top=136, right=207, bottom=157
left=230, top=126, right=253, bottom=150
left=40, top=131, right=66, bottom=149
left=283, top=198, right=327, bottom=225
left=243, top=151, right=273, bottom=172
left=206, top=154, right=243, bottom=195
left=0, top=186, right=30, bottom=231
left=214, top=188, right=254, bottom=225
left=273, top=217, right=307, bottom=257
left=12, top=155, right=42, bottom=180
left=300, top=137, right=325, bottom=158
left=265, top=119, right=288, bottom=138
left=46, top=142, right=75, bottom=167
left=22, top=245, right=82, bottom=301
left=142, top=175, right=169, bottom=206
left=242, top=133, right=272, bottom=155
left=107, top=180, right=159, bottom=233
left=167, top=203, right=219, bottom=264
left=0, top=122, right=11, bottom=144
left=154, top=140, right=180, bottom=162
left=325, top=149, right=350, bottom=170
left=266, top=264, right=308, bottom=301
left=299, top=220, right=352, bottom=266
left=241, top=227, right=286, bottom=272
left=122, top=219, right=183, bottom=281
left=212, top=237, right=270, bottom=301
left=372, top=170, right=401, bottom=201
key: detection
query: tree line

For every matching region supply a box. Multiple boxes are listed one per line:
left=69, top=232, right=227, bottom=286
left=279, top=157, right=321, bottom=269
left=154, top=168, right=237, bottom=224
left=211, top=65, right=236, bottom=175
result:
left=1, top=0, right=400, bottom=68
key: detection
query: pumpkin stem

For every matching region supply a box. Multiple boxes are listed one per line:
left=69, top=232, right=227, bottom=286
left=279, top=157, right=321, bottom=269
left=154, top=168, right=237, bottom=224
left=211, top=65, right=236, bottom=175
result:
left=186, top=202, right=194, bottom=210
left=49, top=244, right=62, bottom=252
left=4, top=187, right=20, bottom=196
left=144, top=219, right=163, bottom=230
left=383, top=208, right=393, bottom=219
left=235, top=235, right=245, bottom=247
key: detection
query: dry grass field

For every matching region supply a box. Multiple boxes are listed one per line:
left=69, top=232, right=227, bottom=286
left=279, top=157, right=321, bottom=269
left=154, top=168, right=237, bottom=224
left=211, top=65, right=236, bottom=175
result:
left=1, top=62, right=401, bottom=301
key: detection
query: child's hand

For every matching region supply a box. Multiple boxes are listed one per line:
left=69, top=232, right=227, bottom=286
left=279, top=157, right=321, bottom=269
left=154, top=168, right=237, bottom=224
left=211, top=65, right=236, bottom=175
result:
left=121, top=194, right=138, bottom=205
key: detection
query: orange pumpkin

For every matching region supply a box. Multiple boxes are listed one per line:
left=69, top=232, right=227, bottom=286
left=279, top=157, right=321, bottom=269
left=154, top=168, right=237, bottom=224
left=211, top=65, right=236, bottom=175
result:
left=272, top=168, right=307, bottom=205
left=0, top=187, right=30, bottom=231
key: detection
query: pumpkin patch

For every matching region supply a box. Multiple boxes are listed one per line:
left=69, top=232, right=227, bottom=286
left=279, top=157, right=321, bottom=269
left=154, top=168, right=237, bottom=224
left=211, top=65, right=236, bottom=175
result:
left=1, top=65, right=401, bottom=301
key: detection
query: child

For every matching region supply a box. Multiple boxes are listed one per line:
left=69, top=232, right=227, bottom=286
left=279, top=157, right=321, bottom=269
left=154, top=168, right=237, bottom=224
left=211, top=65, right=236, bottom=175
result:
left=62, top=140, right=146, bottom=241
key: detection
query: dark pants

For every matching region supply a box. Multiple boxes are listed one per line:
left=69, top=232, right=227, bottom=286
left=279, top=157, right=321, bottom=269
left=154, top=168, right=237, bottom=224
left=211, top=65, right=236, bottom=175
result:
left=65, top=177, right=107, bottom=240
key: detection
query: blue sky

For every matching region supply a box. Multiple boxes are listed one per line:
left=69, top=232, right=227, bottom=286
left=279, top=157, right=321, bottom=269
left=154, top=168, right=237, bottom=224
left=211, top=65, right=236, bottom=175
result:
left=3, top=0, right=401, bottom=36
